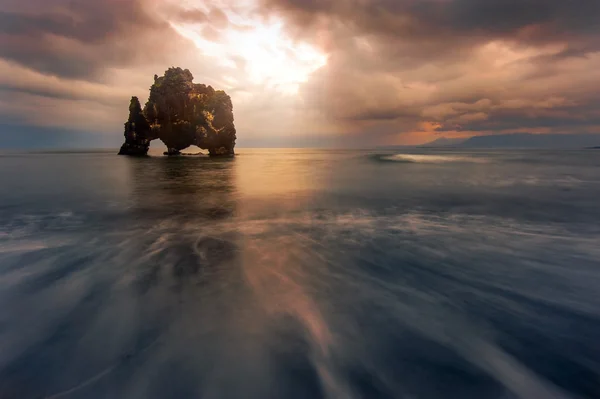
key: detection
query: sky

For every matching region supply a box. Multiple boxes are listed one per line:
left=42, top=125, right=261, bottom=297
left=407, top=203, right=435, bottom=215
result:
left=1, top=0, right=600, bottom=148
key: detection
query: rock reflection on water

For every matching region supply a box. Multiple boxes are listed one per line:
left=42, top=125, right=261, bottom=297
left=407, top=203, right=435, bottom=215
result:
left=128, top=156, right=237, bottom=221
left=0, top=149, right=599, bottom=399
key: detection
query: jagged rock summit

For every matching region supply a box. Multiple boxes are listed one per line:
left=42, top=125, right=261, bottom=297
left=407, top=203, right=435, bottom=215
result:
left=118, top=67, right=237, bottom=156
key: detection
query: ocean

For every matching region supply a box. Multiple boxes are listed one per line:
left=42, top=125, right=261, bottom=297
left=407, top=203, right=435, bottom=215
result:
left=0, top=149, right=598, bottom=399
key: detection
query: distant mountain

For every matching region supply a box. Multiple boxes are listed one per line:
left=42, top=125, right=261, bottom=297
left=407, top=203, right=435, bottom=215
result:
left=458, top=133, right=600, bottom=149
left=419, top=137, right=466, bottom=147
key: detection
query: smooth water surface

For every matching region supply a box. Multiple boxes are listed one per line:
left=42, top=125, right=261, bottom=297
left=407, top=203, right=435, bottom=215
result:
left=0, top=149, right=599, bottom=399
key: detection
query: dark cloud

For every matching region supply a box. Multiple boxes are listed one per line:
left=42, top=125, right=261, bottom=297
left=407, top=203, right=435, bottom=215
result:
left=447, top=104, right=600, bottom=133
left=0, top=0, right=189, bottom=79
left=263, top=0, right=600, bottom=46
left=259, top=0, right=600, bottom=138
left=0, top=84, right=82, bottom=103
left=0, top=2, right=131, bottom=43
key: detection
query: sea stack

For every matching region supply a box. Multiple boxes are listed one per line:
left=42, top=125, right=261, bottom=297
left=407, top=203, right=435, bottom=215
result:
left=118, top=67, right=237, bottom=156
left=118, top=97, right=151, bottom=156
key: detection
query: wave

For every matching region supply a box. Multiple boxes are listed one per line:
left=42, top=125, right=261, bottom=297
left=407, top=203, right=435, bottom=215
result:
left=374, top=153, right=487, bottom=164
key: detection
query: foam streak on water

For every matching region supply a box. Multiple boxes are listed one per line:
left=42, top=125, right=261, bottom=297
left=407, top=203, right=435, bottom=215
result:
left=0, top=149, right=599, bottom=398
left=379, top=153, right=488, bottom=163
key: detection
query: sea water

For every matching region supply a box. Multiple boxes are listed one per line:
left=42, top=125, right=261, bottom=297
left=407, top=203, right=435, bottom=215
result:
left=0, top=149, right=599, bottom=399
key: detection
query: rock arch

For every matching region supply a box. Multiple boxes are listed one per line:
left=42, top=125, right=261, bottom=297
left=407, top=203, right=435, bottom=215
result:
left=119, top=68, right=236, bottom=157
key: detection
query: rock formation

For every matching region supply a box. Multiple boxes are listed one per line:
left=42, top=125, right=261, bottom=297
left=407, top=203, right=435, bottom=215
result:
left=118, top=97, right=151, bottom=156
left=118, top=67, right=236, bottom=156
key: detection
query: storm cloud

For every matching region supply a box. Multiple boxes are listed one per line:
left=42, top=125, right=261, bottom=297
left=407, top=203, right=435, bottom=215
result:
left=1, top=0, right=599, bottom=147
left=0, top=0, right=201, bottom=80
left=259, top=0, right=600, bottom=143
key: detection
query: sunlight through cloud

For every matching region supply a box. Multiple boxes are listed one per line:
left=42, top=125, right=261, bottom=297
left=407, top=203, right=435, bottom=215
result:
left=171, top=2, right=327, bottom=95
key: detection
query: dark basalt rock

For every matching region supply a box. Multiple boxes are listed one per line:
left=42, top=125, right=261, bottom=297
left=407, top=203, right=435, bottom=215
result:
left=118, top=67, right=237, bottom=157
left=118, top=97, right=151, bottom=156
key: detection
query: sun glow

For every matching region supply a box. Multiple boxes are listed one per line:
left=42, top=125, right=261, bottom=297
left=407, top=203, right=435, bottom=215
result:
left=171, top=10, right=327, bottom=95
